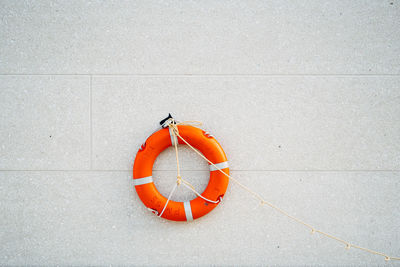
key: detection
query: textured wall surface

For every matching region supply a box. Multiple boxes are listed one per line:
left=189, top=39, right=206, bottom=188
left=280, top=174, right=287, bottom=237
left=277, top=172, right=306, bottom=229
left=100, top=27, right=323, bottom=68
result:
left=1, top=1, right=399, bottom=266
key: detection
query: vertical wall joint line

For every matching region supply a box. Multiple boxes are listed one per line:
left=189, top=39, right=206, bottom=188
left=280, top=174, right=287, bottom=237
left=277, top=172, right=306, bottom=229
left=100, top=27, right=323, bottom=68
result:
left=89, top=75, right=93, bottom=170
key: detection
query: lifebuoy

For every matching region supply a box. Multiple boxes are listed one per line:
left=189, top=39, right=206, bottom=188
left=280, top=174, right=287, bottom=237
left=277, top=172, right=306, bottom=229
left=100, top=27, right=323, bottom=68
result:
left=133, top=124, right=229, bottom=221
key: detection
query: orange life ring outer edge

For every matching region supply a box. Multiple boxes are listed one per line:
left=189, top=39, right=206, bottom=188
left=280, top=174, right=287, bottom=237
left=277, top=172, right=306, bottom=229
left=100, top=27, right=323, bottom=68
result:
left=133, top=125, right=229, bottom=221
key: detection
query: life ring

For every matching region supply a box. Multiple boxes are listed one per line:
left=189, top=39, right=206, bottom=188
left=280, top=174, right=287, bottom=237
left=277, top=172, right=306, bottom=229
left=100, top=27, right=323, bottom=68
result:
left=133, top=124, right=229, bottom=221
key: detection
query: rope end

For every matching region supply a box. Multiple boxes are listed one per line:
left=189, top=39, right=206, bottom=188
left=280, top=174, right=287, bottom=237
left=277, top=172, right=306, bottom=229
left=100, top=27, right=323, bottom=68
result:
left=147, top=207, right=159, bottom=216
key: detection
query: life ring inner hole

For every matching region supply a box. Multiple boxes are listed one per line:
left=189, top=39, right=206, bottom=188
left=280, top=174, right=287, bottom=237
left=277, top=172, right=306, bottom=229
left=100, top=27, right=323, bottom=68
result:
left=152, top=144, right=210, bottom=202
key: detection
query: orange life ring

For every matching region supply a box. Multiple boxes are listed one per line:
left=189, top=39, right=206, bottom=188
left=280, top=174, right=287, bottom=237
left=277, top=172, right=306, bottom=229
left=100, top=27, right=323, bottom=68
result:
left=133, top=124, right=229, bottom=221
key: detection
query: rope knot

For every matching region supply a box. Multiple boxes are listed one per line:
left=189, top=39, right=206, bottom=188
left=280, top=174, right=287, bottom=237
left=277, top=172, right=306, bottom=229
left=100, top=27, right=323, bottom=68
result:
left=385, top=256, right=390, bottom=261
left=176, top=176, right=182, bottom=185
left=345, top=244, right=351, bottom=250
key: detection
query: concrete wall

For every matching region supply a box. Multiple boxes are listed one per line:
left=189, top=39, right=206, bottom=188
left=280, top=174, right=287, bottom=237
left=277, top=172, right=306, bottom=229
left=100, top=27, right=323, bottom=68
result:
left=1, top=1, right=399, bottom=265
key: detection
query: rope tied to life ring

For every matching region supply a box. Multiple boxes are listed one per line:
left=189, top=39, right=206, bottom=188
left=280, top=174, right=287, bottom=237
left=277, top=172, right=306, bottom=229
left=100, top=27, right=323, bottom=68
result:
left=136, top=115, right=400, bottom=262
left=156, top=118, right=222, bottom=218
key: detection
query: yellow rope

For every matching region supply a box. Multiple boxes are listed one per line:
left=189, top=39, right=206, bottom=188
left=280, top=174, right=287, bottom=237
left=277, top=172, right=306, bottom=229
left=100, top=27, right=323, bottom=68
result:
left=156, top=119, right=220, bottom=218
left=167, top=121, right=399, bottom=262
left=171, top=120, right=221, bottom=203
left=171, top=125, right=182, bottom=184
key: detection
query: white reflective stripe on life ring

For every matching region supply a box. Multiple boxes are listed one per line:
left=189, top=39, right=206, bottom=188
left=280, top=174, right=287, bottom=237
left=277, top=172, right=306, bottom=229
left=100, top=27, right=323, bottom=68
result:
left=168, top=126, right=176, bottom=146
left=183, top=201, right=193, bottom=221
left=209, top=161, right=229, bottom=171
left=133, top=176, right=153, bottom=186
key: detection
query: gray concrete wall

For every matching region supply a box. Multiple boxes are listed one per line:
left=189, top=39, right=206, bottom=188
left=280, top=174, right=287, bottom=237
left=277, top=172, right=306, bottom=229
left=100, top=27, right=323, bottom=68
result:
left=1, top=1, right=399, bottom=265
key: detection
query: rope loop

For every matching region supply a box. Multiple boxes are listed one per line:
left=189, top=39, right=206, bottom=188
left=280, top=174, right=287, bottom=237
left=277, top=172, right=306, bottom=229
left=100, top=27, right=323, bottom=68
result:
left=147, top=207, right=159, bottom=215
